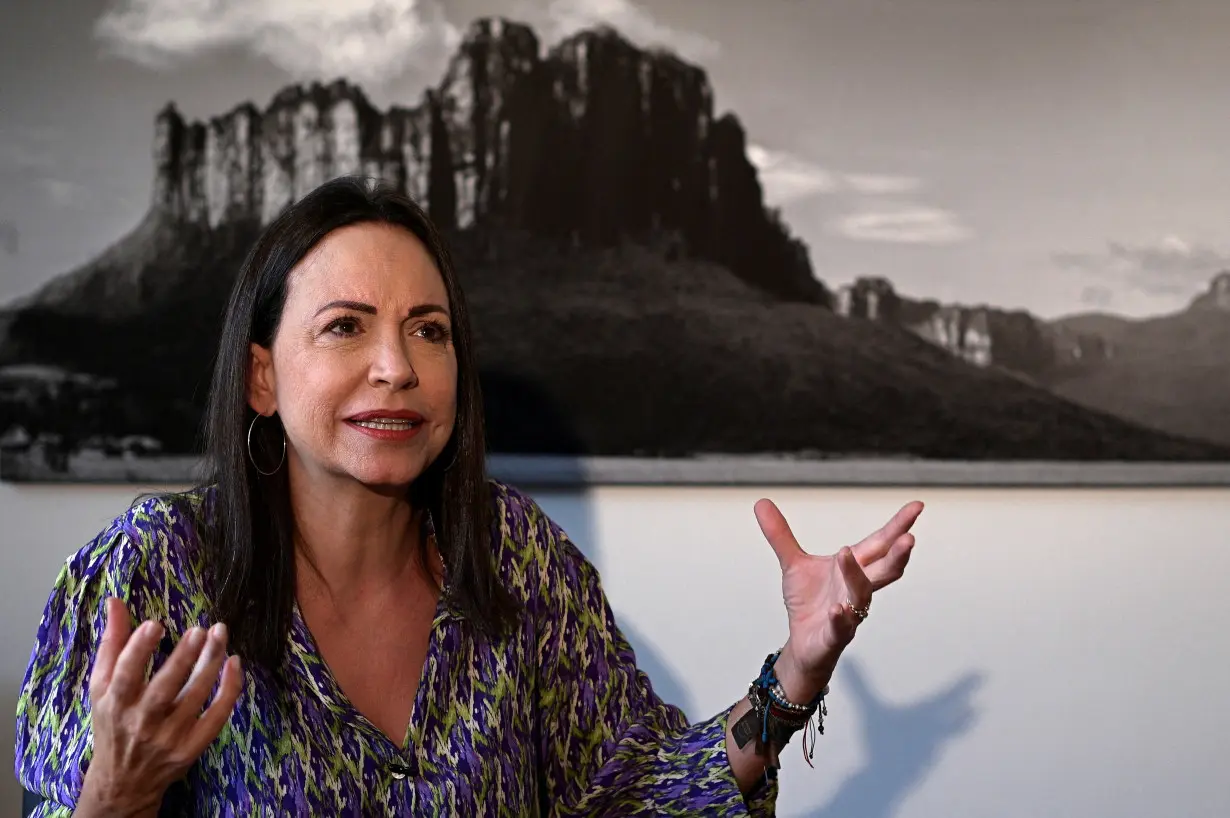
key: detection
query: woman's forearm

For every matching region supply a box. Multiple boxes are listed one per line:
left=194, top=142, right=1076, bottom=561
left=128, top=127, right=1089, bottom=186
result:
left=71, top=798, right=159, bottom=818
left=725, top=695, right=768, bottom=793
left=72, top=773, right=161, bottom=818
left=724, top=645, right=833, bottom=795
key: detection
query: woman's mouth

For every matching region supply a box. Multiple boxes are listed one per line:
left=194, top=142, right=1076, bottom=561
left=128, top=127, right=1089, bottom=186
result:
left=351, top=418, right=417, bottom=431
left=346, top=411, right=424, bottom=440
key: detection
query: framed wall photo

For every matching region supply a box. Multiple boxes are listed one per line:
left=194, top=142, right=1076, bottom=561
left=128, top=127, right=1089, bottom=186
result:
left=2, top=1, right=1229, bottom=486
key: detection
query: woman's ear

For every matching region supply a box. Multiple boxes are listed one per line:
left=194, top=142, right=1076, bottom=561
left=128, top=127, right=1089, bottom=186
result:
left=247, top=342, right=277, bottom=415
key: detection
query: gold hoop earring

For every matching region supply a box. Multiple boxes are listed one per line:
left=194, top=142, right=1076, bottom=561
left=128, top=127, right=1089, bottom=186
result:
left=436, top=443, right=458, bottom=472
left=247, top=413, right=286, bottom=476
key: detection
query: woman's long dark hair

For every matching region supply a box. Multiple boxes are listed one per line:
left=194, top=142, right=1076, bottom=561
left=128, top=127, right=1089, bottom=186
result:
left=197, top=176, right=518, bottom=671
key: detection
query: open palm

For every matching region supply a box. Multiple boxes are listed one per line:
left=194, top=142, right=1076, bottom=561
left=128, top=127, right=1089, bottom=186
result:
left=755, top=498, right=924, bottom=681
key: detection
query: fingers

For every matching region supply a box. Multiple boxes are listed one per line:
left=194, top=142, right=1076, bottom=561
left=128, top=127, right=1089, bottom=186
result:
left=864, top=533, right=915, bottom=591
left=173, top=624, right=231, bottom=717
left=183, top=655, right=243, bottom=759
left=754, top=498, right=806, bottom=570
left=90, top=597, right=133, bottom=700
left=851, top=501, right=924, bottom=565
left=86, top=605, right=243, bottom=778
left=831, top=546, right=873, bottom=640
left=143, top=626, right=209, bottom=712
left=826, top=601, right=858, bottom=646
left=106, top=618, right=164, bottom=704
left=838, top=546, right=874, bottom=608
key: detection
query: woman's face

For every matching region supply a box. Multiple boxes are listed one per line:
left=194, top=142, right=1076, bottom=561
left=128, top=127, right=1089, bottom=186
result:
left=247, top=222, right=458, bottom=490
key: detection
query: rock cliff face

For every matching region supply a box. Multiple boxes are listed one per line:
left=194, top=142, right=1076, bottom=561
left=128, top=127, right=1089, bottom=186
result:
left=1190, top=271, right=1230, bottom=312
left=9, top=16, right=1228, bottom=470
left=834, top=277, right=1112, bottom=376
left=153, top=82, right=416, bottom=228
left=145, top=18, right=822, bottom=303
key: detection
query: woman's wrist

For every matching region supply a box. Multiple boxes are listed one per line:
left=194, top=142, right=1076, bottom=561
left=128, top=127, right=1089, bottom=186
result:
left=728, top=643, right=835, bottom=780
left=76, top=770, right=160, bottom=818
left=774, top=642, right=836, bottom=705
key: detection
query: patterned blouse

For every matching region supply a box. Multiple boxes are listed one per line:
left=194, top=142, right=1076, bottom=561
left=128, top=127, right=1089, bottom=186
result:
left=14, top=480, right=778, bottom=816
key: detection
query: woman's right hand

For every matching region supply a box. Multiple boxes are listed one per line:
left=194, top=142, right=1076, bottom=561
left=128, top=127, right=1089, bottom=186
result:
left=77, top=597, right=243, bottom=817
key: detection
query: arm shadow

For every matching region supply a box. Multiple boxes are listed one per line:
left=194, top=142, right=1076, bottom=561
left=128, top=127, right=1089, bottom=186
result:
left=807, top=657, right=985, bottom=818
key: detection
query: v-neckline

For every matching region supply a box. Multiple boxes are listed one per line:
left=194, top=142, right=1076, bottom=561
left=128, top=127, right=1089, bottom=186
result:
left=290, top=594, right=451, bottom=751
left=288, top=522, right=453, bottom=752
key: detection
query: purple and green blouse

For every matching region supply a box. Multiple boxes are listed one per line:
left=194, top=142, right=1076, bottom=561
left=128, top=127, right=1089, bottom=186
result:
left=14, top=480, right=778, bottom=815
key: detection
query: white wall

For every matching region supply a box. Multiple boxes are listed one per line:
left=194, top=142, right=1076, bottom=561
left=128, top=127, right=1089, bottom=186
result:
left=3, top=481, right=1228, bottom=818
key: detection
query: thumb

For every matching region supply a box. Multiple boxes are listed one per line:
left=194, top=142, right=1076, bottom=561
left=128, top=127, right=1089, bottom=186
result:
left=754, top=498, right=806, bottom=570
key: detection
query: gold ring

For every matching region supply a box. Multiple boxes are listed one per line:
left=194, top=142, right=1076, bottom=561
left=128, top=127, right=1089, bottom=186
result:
left=847, top=599, right=870, bottom=622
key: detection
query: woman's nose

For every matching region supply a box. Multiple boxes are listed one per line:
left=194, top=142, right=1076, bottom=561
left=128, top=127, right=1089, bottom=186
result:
left=368, top=337, right=418, bottom=390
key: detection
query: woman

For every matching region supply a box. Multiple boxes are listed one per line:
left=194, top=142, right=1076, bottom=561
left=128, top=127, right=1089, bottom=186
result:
left=14, top=177, right=922, bottom=816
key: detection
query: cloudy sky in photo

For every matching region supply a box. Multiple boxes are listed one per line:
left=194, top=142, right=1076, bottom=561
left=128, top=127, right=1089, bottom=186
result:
left=2, top=0, right=1229, bottom=318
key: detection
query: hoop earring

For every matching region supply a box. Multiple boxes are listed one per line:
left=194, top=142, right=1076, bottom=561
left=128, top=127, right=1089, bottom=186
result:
left=438, top=444, right=458, bottom=472
left=247, top=413, right=286, bottom=476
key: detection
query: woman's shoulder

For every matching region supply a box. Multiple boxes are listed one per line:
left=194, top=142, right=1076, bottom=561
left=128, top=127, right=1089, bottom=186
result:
left=113, top=484, right=214, bottom=554
left=485, top=478, right=594, bottom=589
left=59, top=485, right=216, bottom=598
left=123, top=484, right=215, bottom=541
left=486, top=478, right=564, bottom=554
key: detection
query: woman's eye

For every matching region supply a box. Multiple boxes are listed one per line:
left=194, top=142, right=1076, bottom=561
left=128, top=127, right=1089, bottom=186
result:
left=415, top=321, right=452, bottom=343
left=326, top=317, right=359, bottom=336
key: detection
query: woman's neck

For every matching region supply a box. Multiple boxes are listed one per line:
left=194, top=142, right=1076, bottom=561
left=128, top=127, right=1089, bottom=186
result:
left=287, top=468, right=426, bottom=604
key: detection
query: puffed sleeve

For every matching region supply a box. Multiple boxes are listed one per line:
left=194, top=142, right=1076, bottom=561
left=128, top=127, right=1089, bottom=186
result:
left=13, top=505, right=171, bottom=816
left=522, top=497, right=778, bottom=817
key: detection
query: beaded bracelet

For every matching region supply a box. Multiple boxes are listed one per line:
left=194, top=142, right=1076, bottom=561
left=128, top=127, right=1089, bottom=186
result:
left=732, top=650, right=829, bottom=774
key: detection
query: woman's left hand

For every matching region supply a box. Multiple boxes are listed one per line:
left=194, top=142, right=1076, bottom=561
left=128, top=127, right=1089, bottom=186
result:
left=755, top=498, right=924, bottom=697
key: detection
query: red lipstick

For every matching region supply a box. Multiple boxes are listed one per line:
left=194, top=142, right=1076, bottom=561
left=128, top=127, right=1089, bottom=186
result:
left=345, top=410, right=424, bottom=441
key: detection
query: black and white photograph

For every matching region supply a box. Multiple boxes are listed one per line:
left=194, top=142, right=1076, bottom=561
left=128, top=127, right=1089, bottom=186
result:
left=2, top=0, right=1229, bottom=485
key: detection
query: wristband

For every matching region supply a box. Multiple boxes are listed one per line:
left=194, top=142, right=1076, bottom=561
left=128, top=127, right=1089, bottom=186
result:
left=731, top=650, right=829, bottom=776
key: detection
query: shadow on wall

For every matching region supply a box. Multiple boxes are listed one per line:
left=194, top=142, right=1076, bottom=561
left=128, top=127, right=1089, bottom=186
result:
left=529, top=492, right=698, bottom=719
left=485, top=369, right=981, bottom=812
left=483, top=369, right=698, bottom=719
left=806, top=658, right=984, bottom=818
